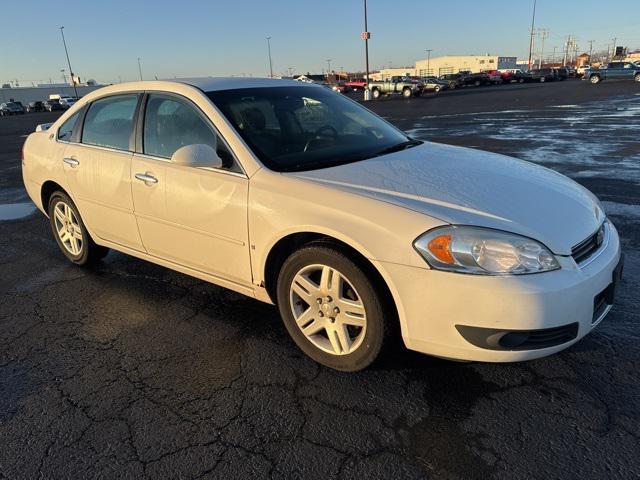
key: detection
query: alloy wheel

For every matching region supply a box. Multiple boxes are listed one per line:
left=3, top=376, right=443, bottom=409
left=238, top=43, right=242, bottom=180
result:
left=289, top=264, right=367, bottom=355
left=53, top=201, right=83, bottom=256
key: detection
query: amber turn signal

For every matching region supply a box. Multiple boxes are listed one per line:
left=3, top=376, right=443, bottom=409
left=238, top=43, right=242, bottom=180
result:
left=427, top=235, right=455, bottom=264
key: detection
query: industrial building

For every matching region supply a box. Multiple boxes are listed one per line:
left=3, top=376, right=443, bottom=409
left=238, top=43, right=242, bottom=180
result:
left=0, top=84, right=103, bottom=105
left=373, top=55, right=518, bottom=80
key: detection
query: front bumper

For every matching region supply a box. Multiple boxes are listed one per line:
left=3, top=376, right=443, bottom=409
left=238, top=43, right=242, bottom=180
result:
left=377, top=222, right=622, bottom=362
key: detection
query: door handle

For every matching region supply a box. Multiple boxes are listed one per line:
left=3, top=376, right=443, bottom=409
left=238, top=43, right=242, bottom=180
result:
left=135, top=173, right=158, bottom=184
left=63, top=157, right=80, bottom=167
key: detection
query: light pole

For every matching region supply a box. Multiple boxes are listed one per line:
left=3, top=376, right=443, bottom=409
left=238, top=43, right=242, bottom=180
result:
left=362, top=0, right=371, bottom=101
left=59, top=26, right=78, bottom=98
left=137, top=57, right=143, bottom=81
left=266, top=37, right=274, bottom=78
left=425, top=49, right=433, bottom=75
left=611, top=37, right=617, bottom=60
left=538, top=29, right=548, bottom=69
left=60, top=69, right=67, bottom=84
left=326, top=59, right=332, bottom=81
left=527, top=0, right=537, bottom=70
left=288, top=67, right=294, bottom=77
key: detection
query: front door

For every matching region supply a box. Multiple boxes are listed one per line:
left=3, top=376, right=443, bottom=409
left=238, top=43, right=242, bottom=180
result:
left=131, top=93, right=251, bottom=285
left=62, top=94, right=144, bottom=251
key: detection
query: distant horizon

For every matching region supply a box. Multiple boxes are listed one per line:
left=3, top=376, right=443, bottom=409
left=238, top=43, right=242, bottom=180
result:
left=2, top=0, right=638, bottom=85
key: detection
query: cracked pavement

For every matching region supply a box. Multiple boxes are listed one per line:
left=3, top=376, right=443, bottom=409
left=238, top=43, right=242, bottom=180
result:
left=1, top=80, right=639, bottom=479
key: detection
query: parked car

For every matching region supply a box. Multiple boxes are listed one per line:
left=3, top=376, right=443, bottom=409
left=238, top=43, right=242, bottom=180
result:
left=500, top=69, right=531, bottom=83
left=59, top=97, right=77, bottom=109
left=576, top=65, right=591, bottom=77
left=439, top=73, right=463, bottom=89
left=0, top=102, right=25, bottom=116
left=419, top=76, right=449, bottom=92
left=367, top=76, right=422, bottom=99
left=485, top=70, right=504, bottom=85
left=553, top=68, right=570, bottom=81
left=22, top=78, right=622, bottom=372
left=344, top=79, right=367, bottom=91
left=528, top=68, right=556, bottom=82
left=27, top=101, right=45, bottom=112
left=583, top=62, right=640, bottom=84
left=43, top=100, right=63, bottom=112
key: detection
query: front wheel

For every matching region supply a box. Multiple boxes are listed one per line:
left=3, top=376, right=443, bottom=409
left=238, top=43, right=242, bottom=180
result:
left=402, top=88, right=413, bottom=98
left=277, top=244, right=388, bottom=371
left=590, top=75, right=601, bottom=84
left=635, top=74, right=640, bottom=82
left=371, top=88, right=381, bottom=99
left=434, top=85, right=441, bottom=92
left=48, top=192, right=109, bottom=265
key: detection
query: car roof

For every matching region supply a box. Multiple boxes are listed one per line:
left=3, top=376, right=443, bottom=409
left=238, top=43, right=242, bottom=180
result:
left=171, top=77, right=306, bottom=92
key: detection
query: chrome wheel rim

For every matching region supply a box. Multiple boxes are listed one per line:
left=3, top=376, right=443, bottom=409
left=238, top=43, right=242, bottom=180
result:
left=53, top=201, right=83, bottom=256
left=289, top=264, right=367, bottom=356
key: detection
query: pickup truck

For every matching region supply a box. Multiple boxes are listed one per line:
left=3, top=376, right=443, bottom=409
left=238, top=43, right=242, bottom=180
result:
left=367, top=76, right=423, bottom=99
left=584, top=62, right=640, bottom=84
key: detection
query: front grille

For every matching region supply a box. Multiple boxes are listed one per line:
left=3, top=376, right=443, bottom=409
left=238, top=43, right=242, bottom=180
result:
left=572, top=223, right=606, bottom=265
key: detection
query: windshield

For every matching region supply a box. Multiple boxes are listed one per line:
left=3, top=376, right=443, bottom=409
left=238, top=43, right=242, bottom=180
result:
left=207, top=86, right=412, bottom=172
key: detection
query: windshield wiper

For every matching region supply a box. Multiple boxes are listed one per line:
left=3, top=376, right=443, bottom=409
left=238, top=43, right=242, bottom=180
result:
left=374, top=139, right=423, bottom=157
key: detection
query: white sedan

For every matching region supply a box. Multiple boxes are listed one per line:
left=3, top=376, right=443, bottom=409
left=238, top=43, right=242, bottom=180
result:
left=22, top=78, right=623, bottom=371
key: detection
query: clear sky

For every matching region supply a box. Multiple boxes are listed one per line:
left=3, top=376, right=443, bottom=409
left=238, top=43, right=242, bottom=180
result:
left=1, top=0, right=638, bottom=85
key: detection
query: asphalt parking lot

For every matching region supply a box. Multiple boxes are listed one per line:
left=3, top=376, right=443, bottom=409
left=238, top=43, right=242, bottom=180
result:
left=1, top=80, right=639, bottom=479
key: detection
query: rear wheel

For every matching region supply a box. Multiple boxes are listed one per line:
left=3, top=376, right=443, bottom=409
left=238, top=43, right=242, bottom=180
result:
left=634, top=74, right=640, bottom=82
left=371, top=88, right=381, bottom=99
left=402, top=87, right=413, bottom=98
left=434, top=85, right=441, bottom=92
left=48, top=192, right=109, bottom=265
left=277, top=244, right=388, bottom=371
left=590, top=75, right=601, bottom=84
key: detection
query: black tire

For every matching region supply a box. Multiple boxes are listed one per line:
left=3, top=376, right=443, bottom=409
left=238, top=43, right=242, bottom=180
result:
left=402, top=87, right=412, bottom=98
left=372, top=88, right=381, bottom=99
left=635, top=74, right=640, bottom=83
left=276, top=243, right=389, bottom=372
left=590, top=75, right=601, bottom=84
left=48, top=191, right=109, bottom=265
left=434, top=85, right=441, bottom=92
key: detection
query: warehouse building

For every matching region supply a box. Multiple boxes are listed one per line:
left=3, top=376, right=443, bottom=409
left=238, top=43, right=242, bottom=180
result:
left=0, top=84, right=103, bottom=105
left=415, top=55, right=517, bottom=76
left=374, top=55, right=518, bottom=79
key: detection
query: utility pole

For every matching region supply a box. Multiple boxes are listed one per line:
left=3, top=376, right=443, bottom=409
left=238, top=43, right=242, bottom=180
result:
left=362, top=0, right=371, bottom=101
left=326, top=59, right=332, bottom=80
left=538, top=29, right=549, bottom=68
left=60, top=69, right=67, bottom=84
left=266, top=37, right=274, bottom=78
left=563, top=35, right=571, bottom=66
left=552, top=46, right=557, bottom=63
left=611, top=37, right=618, bottom=60
left=425, top=49, right=433, bottom=75
left=527, top=0, right=537, bottom=70
left=59, top=26, right=78, bottom=98
left=137, top=57, right=143, bottom=80
left=587, top=40, right=594, bottom=64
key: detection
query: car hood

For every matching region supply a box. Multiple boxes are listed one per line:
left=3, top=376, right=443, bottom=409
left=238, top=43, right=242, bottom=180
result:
left=289, top=142, right=604, bottom=255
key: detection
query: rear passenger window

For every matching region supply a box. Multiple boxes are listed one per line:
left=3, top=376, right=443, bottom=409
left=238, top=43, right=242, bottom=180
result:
left=58, top=111, right=80, bottom=142
left=143, top=94, right=235, bottom=169
left=82, top=95, right=138, bottom=151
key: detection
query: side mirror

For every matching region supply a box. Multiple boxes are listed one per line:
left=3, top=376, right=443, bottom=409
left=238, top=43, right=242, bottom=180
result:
left=170, top=144, right=223, bottom=169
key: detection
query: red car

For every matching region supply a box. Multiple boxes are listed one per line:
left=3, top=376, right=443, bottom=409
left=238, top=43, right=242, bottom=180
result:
left=344, top=79, right=367, bottom=91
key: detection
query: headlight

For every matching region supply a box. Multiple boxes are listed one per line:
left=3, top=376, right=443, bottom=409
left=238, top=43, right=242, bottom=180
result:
left=413, top=226, right=560, bottom=275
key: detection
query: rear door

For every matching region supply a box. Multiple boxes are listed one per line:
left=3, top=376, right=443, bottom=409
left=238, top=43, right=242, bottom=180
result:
left=62, top=94, right=144, bottom=250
